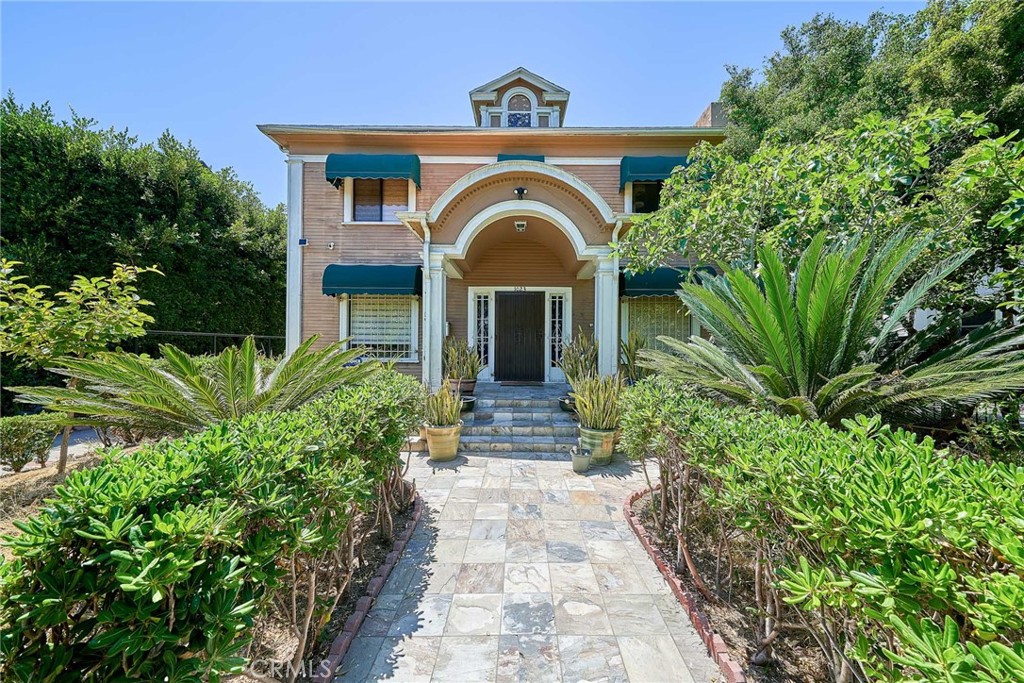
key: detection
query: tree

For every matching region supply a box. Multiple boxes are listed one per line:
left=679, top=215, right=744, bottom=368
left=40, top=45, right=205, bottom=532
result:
left=719, top=0, right=1024, bottom=159
left=619, top=109, right=1024, bottom=314
left=14, top=336, right=381, bottom=437
left=0, top=259, right=158, bottom=471
left=0, top=95, right=287, bottom=409
left=640, top=232, right=1024, bottom=430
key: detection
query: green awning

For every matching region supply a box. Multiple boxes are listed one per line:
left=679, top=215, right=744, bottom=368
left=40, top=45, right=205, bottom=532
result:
left=322, top=264, right=423, bottom=296
left=620, top=267, right=713, bottom=296
left=325, top=154, right=421, bottom=188
left=619, top=156, right=688, bottom=189
left=497, top=153, right=545, bottom=163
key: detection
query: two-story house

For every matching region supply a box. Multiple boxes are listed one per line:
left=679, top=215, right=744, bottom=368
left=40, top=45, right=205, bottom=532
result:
left=259, top=68, right=725, bottom=387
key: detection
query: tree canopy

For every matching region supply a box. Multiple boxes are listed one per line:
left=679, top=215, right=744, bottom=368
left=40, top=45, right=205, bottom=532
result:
left=0, top=94, right=286, bottom=412
left=719, top=0, right=1024, bottom=159
left=0, top=95, right=286, bottom=346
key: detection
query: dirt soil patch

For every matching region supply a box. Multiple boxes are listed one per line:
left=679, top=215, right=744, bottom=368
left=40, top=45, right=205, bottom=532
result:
left=632, top=490, right=828, bottom=683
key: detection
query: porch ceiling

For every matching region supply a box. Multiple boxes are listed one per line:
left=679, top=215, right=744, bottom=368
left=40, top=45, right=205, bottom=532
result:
left=455, top=216, right=583, bottom=276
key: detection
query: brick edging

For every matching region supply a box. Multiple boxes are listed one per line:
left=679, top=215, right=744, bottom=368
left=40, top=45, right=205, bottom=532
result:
left=313, top=493, right=423, bottom=683
left=623, top=487, right=747, bottom=683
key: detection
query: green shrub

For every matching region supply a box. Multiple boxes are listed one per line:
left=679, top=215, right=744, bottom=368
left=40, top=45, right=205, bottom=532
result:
left=0, top=413, right=60, bottom=472
left=442, top=336, right=481, bottom=381
left=0, top=370, right=422, bottom=683
left=621, top=377, right=1024, bottom=682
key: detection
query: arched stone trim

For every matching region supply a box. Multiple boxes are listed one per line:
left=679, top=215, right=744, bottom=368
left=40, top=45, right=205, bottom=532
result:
left=427, top=161, right=617, bottom=226
left=432, top=200, right=601, bottom=262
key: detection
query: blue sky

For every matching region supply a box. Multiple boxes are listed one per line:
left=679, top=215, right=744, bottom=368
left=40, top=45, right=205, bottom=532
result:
left=2, top=2, right=924, bottom=206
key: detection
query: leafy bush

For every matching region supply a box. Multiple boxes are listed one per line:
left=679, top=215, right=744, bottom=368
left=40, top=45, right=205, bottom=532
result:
left=0, top=414, right=60, bottom=472
left=571, top=374, right=624, bottom=430
left=0, top=370, right=422, bottom=683
left=14, top=335, right=378, bottom=438
left=425, top=379, right=461, bottom=427
left=643, top=231, right=1024, bottom=429
left=621, top=376, right=1024, bottom=682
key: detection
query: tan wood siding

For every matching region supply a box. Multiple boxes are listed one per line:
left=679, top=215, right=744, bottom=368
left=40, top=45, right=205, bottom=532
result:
left=557, top=165, right=624, bottom=213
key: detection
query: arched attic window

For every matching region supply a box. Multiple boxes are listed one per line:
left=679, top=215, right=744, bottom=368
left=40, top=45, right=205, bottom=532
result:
left=507, top=94, right=532, bottom=128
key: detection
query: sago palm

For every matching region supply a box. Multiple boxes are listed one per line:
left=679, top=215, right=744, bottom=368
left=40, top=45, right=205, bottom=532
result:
left=642, top=231, right=1024, bottom=428
left=15, top=335, right=380, bottom=436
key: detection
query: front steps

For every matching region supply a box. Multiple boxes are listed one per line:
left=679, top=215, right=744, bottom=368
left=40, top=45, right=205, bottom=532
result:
left=459, top=385, right=578, bottom=460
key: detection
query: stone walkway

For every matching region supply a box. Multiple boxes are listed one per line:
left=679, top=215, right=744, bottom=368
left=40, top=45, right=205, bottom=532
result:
left=334, top=387, right=720, bottom=683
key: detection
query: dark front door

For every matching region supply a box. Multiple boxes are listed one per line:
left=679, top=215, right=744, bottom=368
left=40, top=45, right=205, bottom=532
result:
left=494, top=291, right=545, bottom=381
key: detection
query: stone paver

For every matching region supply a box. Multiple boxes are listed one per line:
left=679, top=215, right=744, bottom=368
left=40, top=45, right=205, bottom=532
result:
left=334, top=385, right=719, bottom=683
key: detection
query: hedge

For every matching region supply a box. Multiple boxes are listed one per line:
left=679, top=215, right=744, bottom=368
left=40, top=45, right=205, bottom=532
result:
left=620, top=376, right=1024, bottom=683
left=0, top=413, right=60, bottom=472
left=0, top=369, right=423, bottom=683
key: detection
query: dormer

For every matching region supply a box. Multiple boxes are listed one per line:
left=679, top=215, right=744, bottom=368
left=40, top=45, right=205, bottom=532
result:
left=469, top=67, right=570, bottom=128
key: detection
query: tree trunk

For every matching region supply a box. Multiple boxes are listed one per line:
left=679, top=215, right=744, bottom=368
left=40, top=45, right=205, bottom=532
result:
left=57, top=422, right=72, bottom=474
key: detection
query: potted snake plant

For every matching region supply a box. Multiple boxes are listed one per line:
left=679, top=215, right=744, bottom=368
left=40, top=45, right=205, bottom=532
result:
left=571, top=374, right=623, bottom=466
left=557, top=332, right=598, bottom=413
left=443, top=337, right=482, bottom=397
left=424, top=379, right=463, bottom=462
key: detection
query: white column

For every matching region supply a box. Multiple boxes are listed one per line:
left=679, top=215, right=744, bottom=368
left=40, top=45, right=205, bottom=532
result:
left=594, top=255, right=619, bottom=375
left=427, top=252, right=447, bottom=389
left=285, top=157, right=304, bottom=356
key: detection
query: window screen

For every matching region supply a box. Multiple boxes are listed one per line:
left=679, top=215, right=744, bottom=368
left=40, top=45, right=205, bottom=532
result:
left=353, top=179, right=408, bottom=222
left=350, top=295, right=416, bottom=360
left=627, top=297, right=691, bottom=351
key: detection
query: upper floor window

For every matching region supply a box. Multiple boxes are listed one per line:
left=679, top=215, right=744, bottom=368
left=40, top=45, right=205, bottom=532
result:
left=632, top=181, right=664, bottom=213
left=507, top=94, right=532, bottom=128
left=353, top=178, right=408, bottom=222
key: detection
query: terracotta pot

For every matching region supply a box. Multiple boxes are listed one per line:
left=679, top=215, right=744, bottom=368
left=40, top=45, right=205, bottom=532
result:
left=425, top=421, right=462, bottom=462
left=578, top=426, right=616, bottom=466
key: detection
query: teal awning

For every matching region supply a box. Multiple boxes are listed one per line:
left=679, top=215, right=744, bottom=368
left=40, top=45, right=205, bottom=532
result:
left=619, top=156, right=688, bottom=189
left=497, top=153, right=545, bottom=163
left=620, top=267, right=713, bottom=296
left=325, top=154, right=421, bottom=188
left=322, top=264, right=423, bottom=296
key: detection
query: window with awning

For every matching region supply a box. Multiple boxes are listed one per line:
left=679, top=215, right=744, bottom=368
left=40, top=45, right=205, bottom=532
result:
left=497, top=154, right=545, bottom=163
left=619, top=267, right=711, bottom=297
left=325, top=154, right=421, bottom=188
left=619, top=156, right=688, bottom=189
left=322, top=264, right=423, bottom=297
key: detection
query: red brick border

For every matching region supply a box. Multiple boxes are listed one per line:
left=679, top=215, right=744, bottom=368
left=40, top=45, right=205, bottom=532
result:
left=313, top=493, right=423, bottom=683
left=624, top=487, right=748, bottom=683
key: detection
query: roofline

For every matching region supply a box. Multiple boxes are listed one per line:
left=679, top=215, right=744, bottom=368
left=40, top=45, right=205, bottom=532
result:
left=258, top=124, right=726, bottom=137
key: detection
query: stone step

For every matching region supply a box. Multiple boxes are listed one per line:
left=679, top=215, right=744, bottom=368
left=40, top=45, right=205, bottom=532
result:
left=466, top=411, right=576, bottom=425
left=475, top=397, right=563, bottom=410
left=453, top=450, right=572, bottom=461
left=459, top=436, right=577, bottom=454
left=462, top=424, right=578, bottom=438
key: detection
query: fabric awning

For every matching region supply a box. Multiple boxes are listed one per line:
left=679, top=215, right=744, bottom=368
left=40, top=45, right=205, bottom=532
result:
left=322, top=264, right=423, bottom=296
left=325, top=154, right=421, bottom=188
left=619, top=156, right=688, bottom=189
left=497, top=153, right=545, bottom=163
left=620, top=267, right=713, bottom=296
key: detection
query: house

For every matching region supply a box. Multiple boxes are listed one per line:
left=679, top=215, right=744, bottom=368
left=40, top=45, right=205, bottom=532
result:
left=259, top=68, right=724, bottom=387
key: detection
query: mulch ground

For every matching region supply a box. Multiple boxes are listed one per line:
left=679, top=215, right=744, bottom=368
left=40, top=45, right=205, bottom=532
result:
left=632, top=490, right=829, bottom=683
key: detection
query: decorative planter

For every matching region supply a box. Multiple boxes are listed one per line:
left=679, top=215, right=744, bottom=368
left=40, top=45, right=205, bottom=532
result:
left=460, top=396, right=476, bottom=412
left=450, top=379, right=477, bottom=397
left=578, top=426, right=616, bottom=466
left=571, top=446, right=593, bottom=474
left=425, top=422, right=462, bottom=462
left=559, top=396, right=576, bottom=413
